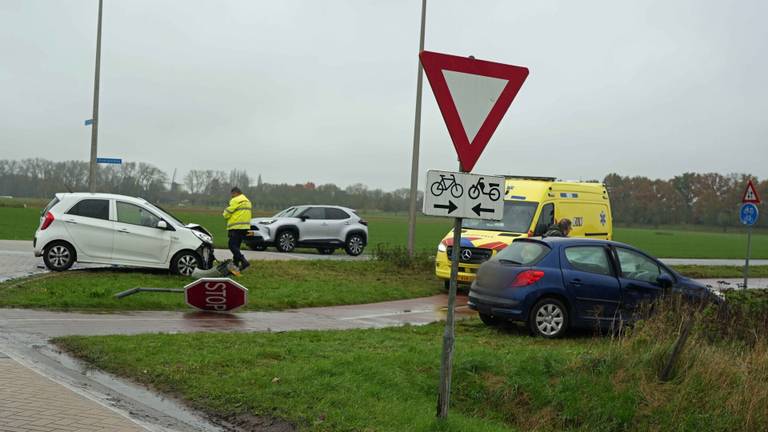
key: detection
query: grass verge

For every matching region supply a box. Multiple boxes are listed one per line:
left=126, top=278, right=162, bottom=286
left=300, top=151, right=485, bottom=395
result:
left=55, top=291, right=768, bottom=432
left=0, top=260, right=441, bottom=311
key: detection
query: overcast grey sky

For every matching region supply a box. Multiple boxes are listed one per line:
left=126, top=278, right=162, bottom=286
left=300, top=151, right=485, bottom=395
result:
left=2, top=0, right=767, bottom=190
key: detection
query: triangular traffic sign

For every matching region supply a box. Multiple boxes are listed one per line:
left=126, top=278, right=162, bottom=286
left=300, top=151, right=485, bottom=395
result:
left=742, top=179, right=761, bottom=204
left=420, top=51, right=529, bottom=172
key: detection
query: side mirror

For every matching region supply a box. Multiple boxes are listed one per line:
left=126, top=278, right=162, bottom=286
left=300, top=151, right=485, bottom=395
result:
left=657, top=274, right=674, bottom=289
left=156, top=220, right=168, bottom=230
left=300, top=216, right=308, bottom=222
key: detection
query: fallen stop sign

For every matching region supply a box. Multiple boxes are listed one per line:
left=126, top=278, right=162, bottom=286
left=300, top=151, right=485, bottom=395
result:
left=185, top=278, right=248, bottom=312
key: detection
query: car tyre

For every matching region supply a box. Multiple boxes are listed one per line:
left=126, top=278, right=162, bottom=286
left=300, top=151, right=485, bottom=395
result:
left=317, top=247, right=335, bottom=255
left=479, top=313, right=503, bottom=326
left=248, top=242, right=267, bottom=251
left=529, top=298, right=569, bottom=338
left=43, top=241, right=75, bottom=272
left=276, top=230, right=297, bottom=253
left=170, top=250, right=201, bottom=276
left=344, top=233, right=365, bottom=256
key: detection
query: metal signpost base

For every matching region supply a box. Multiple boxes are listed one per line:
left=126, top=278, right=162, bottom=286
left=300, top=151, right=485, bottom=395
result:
left=744, top=226, right=752, bottom=289
left=437, top=214, right=462, bottom=419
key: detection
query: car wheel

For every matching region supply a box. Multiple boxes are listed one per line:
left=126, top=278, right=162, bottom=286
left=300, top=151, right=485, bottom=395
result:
left=170, top=250, right=201, bottom=276
left=529, top=298, right=569, bottom=338
left=248, top=242, right=267, bottom=251
left=317, top=247, right=335, bottom=255
left=43, top=241, right=75, bottom=271
left=276, top=231, right=297, bottom=253
left=345, top=234, right=365, bottom=256
left=479, top=313, right=502, bottom=326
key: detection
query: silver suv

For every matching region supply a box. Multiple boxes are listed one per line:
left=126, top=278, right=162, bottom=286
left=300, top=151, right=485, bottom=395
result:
left=247, top=205, right=368, bottom=256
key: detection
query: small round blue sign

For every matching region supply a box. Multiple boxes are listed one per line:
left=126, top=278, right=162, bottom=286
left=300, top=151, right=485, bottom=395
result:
left=740, top=203, right=759, bottom=226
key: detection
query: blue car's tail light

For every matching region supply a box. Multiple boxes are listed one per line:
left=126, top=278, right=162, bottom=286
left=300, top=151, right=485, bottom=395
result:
left=511, top=270, right=544, bottom=287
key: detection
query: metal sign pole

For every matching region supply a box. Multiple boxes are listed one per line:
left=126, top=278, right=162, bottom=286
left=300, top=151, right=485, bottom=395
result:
left=437, top=163, right=463, bottom=419
left=743, top=226, right=752, bottom=289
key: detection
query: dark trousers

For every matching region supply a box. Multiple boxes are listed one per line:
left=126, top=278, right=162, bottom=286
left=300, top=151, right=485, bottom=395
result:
left=228, top=229, right=248, bottom=266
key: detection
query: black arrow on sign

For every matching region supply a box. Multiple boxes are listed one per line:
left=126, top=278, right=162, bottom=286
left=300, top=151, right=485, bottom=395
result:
left=434, top=200, right=458, bottom=214
left=472, top=203, right=494, bottom=216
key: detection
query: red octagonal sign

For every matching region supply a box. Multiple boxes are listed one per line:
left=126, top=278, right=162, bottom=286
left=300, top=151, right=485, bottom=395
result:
left=185, top=278, right=248, bottom=312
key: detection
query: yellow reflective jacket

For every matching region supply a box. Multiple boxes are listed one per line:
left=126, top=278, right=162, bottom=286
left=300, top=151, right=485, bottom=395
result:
left=222, top=194, right=252, bottom=231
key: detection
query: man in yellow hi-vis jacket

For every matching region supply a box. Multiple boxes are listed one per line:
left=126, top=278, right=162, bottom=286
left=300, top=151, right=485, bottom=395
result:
left=223, top=187, right=252, bottom=270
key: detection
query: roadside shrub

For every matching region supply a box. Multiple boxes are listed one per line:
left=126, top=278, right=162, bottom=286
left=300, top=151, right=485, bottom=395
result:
left=370, top=244, right=433, bottom=271
left=610, top=291, right=768, bottom=431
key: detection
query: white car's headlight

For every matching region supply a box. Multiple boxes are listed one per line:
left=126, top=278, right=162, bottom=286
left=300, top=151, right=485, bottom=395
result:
left=437, top=242, right=447, bottom=253
left=259, top=219, right=277, bottom=225
left=192, top=230, right=213, bottom=244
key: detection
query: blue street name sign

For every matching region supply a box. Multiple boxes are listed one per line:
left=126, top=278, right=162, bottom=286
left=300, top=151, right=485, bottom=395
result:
left=740, top=203, right=759, bottom=226
left=84, top=119, right=94, bottom=126
left=96, top=158, right=122, bottom=165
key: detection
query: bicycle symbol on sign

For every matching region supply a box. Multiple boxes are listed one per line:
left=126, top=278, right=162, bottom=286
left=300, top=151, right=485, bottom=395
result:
left=430, top=174, right=464, bottom=198
left=468, top=177, right=501, bottom=201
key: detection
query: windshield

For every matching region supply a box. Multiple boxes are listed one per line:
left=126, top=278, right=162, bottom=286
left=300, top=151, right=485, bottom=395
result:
left=274, top=207, right=302, bottom=218
left=146, top=202, right=185, bottom=227
left=463, top=201, right=538, bottom=233
left=494, top=241, right=550, bottom=265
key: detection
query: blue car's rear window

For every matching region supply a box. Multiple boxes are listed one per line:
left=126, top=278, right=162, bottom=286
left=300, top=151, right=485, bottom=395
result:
left=494, top=241, right=550, bottom=265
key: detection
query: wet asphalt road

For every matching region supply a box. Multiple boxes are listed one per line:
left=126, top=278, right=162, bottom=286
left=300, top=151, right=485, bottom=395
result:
left=0, top=239, right=364, bottom=282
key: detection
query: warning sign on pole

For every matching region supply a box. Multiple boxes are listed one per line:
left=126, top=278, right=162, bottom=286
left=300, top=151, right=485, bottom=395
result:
left=742, top=179, right=761, bottom=204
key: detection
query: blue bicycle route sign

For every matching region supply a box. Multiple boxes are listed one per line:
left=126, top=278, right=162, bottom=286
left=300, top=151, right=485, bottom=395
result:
left=740, top=203, right=759, bottom=226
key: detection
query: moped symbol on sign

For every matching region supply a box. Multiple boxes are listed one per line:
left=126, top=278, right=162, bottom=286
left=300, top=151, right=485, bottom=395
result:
left=424, top=170, right=504, bottom=220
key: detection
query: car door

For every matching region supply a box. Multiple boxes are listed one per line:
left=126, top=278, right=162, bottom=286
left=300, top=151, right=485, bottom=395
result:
left=298, top=207, right=327, bottom=241
left=112, top=201, right=172, bottom=264
left=324, top=207, right=351, bottom=240
left=561, top=245, right=621, bottom=323
left=613, top=247, right=669, bottom=317
left=61, top=198, right=114, bottom=260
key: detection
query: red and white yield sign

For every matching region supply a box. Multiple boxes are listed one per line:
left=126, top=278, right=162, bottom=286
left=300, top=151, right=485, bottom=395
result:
left=419, top=51, right=529, bottom=172
left=185, top=278, right=248, bottom=312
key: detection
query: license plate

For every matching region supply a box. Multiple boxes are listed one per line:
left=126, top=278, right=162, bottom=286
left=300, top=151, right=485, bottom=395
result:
left=457, top=274, right=474, bottom=282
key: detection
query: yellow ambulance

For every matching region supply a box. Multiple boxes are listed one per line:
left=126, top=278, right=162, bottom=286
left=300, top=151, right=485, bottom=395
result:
left=434, top=176, right=613, bottom=286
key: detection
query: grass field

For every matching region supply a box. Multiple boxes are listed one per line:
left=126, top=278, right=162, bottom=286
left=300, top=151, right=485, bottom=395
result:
left=0, top=260, right=440, bottom=311
left=55, top=295, right=768, bottom=432
left=3, top=204, right=767, bottom=258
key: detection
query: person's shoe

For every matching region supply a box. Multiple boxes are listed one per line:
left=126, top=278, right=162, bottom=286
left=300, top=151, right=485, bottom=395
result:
left=238, top=260, right=251, bottom=271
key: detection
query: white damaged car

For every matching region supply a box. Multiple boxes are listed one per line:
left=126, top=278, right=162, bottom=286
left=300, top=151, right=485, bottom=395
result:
left=34, top=193, right=215, bottom=276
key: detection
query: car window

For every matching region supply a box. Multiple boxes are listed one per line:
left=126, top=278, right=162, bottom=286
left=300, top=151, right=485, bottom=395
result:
left=301, top=207, right=325, bottom=219
left=42, top=197, right=60, bottom=215
left=325, top=208, right=349, bottom=220
left=616, top=248, right=667, bottom=283
left=533, top=203, right=554, bottom=236
left=463, top=201, right=538, bottom=233
left=494, top=241, right=550, bottom=265
left=564, top=246, right=613, bottom=276
left=67, top=199, right=109, bottom=220
left=116, top=202, right=161, bottom=228
left=275, top=207, right=299, bottom=218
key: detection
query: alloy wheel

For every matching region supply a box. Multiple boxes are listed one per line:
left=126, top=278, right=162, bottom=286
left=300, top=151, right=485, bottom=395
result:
left=48, top=245, right=70, bottom=269
left=177, top=255, right=198, bottom=276
left=347, top=235, right=364, bottom=256
left=535, top=303, right=564, bottom=336
left=279, top=232, right=296, bottom=251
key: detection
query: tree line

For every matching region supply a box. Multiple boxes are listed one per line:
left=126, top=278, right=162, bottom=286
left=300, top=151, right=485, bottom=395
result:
left=1, top=159, right=765, bottom=228
left=604, top=172, right=767, bottom=230
left=0, top=158, right=416, bottom=212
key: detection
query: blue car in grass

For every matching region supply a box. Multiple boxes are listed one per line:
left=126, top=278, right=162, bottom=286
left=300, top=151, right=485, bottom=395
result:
left=468, top=237, right=715, bottom=338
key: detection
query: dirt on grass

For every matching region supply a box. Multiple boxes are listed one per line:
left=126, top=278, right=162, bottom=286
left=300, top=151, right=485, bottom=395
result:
left=216, top=412, right=296, bottom=432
